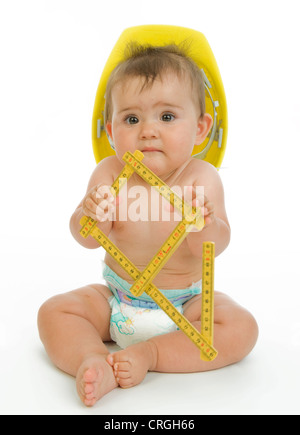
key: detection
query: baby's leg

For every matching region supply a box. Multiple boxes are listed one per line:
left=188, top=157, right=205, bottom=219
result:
left=108, top=292, right=258, bottom=385
left=38, top=284, right=118, bottom=406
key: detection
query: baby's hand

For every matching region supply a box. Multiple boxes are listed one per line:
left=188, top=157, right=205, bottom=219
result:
left=185, top=189, right=215, bottom=232
left=194, top=193, right=215, bottom=227
left=82, top=184, right=116, bottom=222
left=165, top=186, right=215, bottom=228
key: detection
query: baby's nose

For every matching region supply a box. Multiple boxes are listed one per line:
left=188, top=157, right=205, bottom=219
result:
left=139, top=121, right=158, bottom=139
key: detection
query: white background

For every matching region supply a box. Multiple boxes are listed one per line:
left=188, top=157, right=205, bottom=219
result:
left=1, top=0, right=300, bottom=415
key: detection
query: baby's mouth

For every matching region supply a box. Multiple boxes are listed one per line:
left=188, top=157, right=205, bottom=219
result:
left=142, top=148, right=162, bottom=153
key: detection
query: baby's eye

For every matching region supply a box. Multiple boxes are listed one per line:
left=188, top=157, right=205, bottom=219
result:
left=125, top=116, right=139, bottom=125
left=161, top=113, right=175, bottom=122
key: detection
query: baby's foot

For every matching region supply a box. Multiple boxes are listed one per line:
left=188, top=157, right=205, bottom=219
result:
left=107, top=341, right=157, bottom=389
left=76, top=354, right=118, bottom=407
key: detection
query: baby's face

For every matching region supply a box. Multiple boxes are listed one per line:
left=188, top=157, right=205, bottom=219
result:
left=106, top=72, right=208, bottom=178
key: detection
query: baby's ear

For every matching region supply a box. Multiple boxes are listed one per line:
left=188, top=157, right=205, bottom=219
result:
left=105, top=122, right=113, bottom=140
left=105, top=122, right=116, bottom=150
left=195, top=114, right=213, bottom=145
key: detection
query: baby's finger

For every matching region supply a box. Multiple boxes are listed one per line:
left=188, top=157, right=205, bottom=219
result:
left=204, top=201, right=214, bottom=215
left=204, top=204, right=215, bottom=226
left=96, top=185, right=114, bottom=202
left=96, top=201, right=116, bottom=222
left=85, top=196, right=98, bottom=212
left=97, top=199, right=109, bottom=211
left=96, top=206, right=106, bottom=221
left=192, top=199, right=201, bottom=208
left=202, top=206, right=209, bottom=216
left=82, top=198, right=98, bottom=220
left=195, top=194, right=205, bottom=207
left=163, top=201, right=175, bottom=213
left=204, top=216, right=212, bottom=226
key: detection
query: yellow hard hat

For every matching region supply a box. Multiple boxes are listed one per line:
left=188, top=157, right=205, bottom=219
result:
left=92, top=25, right=227, bottom=168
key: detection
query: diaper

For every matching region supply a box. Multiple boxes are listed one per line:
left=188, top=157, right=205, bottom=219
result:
left=103, top=264, right=202, bottom=349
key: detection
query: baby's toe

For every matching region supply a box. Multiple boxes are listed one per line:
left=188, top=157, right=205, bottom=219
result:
left=84, top=383, right=94, bottom=394
left=114, top=360, right=131, bottom=373
left=84, top=397, right=97, bottom=407
left=83, top=368, right=97, bottom=383
left=115, top=369, right=131, bottom=380
left=85, top=391, right=95, bottom=401
left=117, top=377, right=134, bottom=389
left=107, top=351, right=131, bottom=370
left=112, top=350, right=130, bottom=363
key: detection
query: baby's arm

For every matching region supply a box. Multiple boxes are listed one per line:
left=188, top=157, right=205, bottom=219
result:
left=187, top=163, right=231, bottom=258
left=69, top=157, right=116, bottom=249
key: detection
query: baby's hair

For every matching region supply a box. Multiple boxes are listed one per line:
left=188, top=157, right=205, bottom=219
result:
left=104, top=42, right=206, bottom=124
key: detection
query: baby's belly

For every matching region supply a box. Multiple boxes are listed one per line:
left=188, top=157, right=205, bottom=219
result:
left=105, top=224, right=202, bottom=289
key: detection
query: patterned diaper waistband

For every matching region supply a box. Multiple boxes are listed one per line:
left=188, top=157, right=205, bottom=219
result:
left=103, top=265, right=202, bottom=310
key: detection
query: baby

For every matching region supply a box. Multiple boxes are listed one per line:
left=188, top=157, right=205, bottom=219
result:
left=38, top=44, right=258, bottom=407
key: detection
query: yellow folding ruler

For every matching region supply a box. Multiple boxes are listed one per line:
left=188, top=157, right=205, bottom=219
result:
left=201, top=242, right=215, bottom=361
left=80, top=150, right=217, bottom=361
